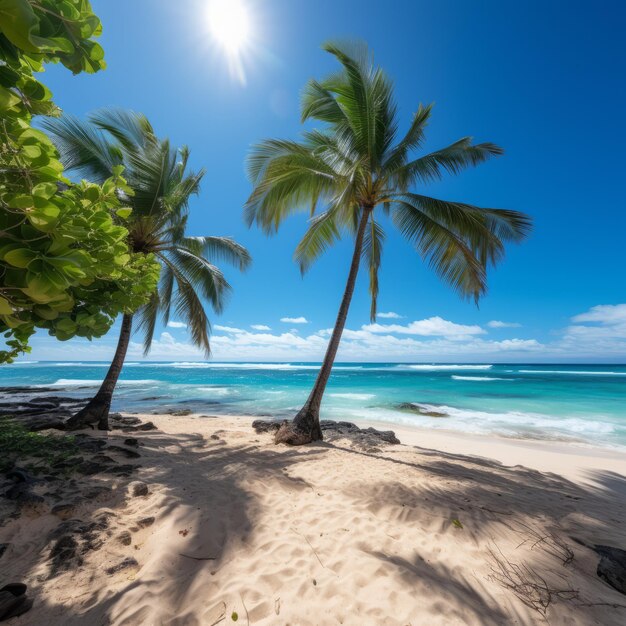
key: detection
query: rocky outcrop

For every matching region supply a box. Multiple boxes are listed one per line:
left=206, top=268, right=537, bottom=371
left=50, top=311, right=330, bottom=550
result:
left=595, top=545, right=626, bottom=595
left=253, top=419, right=401, bottom=451
left=47, top=515, right=112, bottom=578
left=397, top=402, right=448, bottom=418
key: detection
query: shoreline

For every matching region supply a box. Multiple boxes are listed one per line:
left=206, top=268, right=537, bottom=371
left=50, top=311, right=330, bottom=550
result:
left=140, top=411, right=626, bottom=485
left=359, top=418, right=626, bottom=484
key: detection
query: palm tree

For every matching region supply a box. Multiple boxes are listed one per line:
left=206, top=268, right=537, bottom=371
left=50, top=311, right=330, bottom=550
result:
left=44, top=109, right=251, bottom=430
left=246, top=42, right=531, bottom=445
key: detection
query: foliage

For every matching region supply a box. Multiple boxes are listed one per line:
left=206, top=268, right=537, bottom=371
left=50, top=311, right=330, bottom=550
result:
left=246, top=41, right=532, bottom=320
left=0, top=416, right=79, bottom=474
left=44, top=109, right=252, bottom=355
left=0, top=0, right=160, bottom=362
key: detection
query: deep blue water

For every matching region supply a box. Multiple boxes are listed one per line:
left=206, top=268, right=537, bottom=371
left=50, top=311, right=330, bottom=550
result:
left=2, top=362, right=626, bottom=448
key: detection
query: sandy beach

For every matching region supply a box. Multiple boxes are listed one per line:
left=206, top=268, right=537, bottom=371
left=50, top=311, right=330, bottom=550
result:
left=1, top=412, right=625, bottom=625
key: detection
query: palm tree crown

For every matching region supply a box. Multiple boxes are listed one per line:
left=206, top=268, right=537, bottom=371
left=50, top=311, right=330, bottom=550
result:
left=45, top=109, right=251, bottom=355
left=246, top=41, right=531, bottom=321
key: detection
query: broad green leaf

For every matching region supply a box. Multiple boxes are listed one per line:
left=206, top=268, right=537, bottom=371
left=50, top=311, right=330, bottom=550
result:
left=22, top=144, right=42, bottom=159
left=4, top=248, right=38, bottom=268
left=0, top=85, right=21, bottom=110
left=0, top=0, right=39, bottom=52
left=11, top=194, right=34, bottom=209
left=0, top=296, right=12, bottom=315
left=33, top=305, right=59, bottom=320
left=114, top=253, right=130, bottom=266
left=32, top=182, right=58, bottom=199
left=55, top=317, right=77, bottom=334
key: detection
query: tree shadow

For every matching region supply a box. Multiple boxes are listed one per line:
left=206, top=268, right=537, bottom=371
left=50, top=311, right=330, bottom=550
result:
left=364, top=550, right=518, bottom=626
left=2, top=426, right=625, bottom=625
left=0, top=426, right=323, bottom=625
left=320, top=440, right=626, bottom=624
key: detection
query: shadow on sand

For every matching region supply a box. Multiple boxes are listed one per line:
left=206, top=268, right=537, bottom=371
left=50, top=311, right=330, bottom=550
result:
left=1, top=423, right=625, bottom=625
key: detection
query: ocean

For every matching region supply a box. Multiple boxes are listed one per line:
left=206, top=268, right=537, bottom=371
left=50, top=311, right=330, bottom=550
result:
left=2, top=362, right=626, bottom=448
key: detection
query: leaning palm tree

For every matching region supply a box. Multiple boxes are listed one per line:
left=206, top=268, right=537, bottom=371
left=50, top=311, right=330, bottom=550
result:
left=246, top=41, right=531, bottom=445
left=44, top=110, right=251, bottom=430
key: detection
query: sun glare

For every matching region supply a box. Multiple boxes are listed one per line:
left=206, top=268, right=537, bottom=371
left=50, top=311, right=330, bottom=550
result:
left=207, top=0, right=251, bottom=55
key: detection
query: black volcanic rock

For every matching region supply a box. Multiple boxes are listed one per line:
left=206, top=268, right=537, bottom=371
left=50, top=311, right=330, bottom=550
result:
left=595, top=545, right=626, bottom=595
left=252, top=419, right=400, bottom=450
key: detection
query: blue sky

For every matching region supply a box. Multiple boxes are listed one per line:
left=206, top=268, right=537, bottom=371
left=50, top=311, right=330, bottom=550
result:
left=25, top=0, right=626, bottom=362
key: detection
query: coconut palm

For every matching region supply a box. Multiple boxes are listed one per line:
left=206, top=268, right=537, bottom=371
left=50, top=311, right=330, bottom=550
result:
left=44, top=109, right=251, bottom=429
left=246, top=42, right=531, bottom=444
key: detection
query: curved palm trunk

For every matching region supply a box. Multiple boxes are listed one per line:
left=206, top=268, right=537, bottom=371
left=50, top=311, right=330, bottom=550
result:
left=65, top=314, right=133, bottom=431
left=276, top=208, right=371, bottom=445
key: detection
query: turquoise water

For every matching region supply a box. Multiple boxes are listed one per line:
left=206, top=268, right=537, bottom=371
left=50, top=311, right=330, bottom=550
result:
left=2, top=362, right=626, bottom=448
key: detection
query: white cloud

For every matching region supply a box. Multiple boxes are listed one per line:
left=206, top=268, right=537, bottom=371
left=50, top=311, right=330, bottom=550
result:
left=24, top=304, right=626, bottom=362
left=127, top=332, right=204, bottom=360
left=377, top=312, right=403, bottom=319
left=214, top=325, right=246, bottom=334
left=487, top=320, right=522, bottom=329
left=251, top=324, right=271, bottom=331
left=363, top=316, right=485, bottom=338
left=167, top=321, right=187, bottom=329
left=560, top=304, right=626, bottom=356
left=280, top=316, right=309, bottom=324
left=571, top=304, right=626, bottom=325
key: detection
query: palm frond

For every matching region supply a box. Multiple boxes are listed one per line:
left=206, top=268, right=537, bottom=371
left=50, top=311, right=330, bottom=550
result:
left=394, top=138, right=503, bottom=187
left=159, top=255, right=212, bottom=356
left=391, top=198, right=487, bottom=302
left=294, top=209, right=342, bottom=274
left=362, top=215, right=385, bottom=321
left=166, top=248, right=231, bottom=315
left=321, top=40, right=395, bottom=169
left=136, top=290, right=160, bottom=356
left=245, top=139, right=343, bottom=233
left=125, top=139, right=179, bottom=217
left=394, top=193, right=530, bottom=266
left=383, top=103, right=432, bottom=174
left=181, top=236, right=252, bottom=271
left=301, top=79, right=351, bottom=129
left=159, top=263, right=175, bottom=326
left=90, top=108, right=154, bottom=153
left=42, top=114, right=121, bottom=182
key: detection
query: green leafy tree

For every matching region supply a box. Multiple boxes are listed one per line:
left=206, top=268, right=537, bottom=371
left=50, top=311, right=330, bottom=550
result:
left=45, top=109, right=252, bottom=429
left=246, top=42, right=532, bottom=444
left=0, top=0, right=160, bottom=363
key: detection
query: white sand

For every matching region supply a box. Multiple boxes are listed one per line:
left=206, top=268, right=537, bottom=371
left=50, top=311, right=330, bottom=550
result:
left=2, top=413, right=626, bottom=625
left=361, top=419, right=626, bottom=484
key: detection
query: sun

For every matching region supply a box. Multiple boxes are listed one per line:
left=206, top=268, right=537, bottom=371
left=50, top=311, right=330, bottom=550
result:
left=207, top=0, right=251, bottom=55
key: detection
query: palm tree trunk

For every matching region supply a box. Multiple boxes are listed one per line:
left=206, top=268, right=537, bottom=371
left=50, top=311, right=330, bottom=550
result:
left=276, top=208, right=372, bottom=445
left=65, top=314, right=133, bottom=431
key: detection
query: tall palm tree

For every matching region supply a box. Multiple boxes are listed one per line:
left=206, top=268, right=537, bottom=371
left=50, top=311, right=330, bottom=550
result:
left=246, top=42, right=531, bottom=445
left=44, top=110, right=251, bottom=430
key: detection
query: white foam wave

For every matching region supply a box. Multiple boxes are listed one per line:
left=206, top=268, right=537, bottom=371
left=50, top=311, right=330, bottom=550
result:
left=196, top=386, right=234, bottom=396
left=52, top=362, right=108, bottom=367
left=518, top=370, right=626, bottom=377
left=43, top=379, right=160, bottom=387
left=451, top=376, right=505, bottom=381
left=178, top=362, right=316, bottom=370
left=122, top=362, right=367, bottom=371
left=329, top=393, right=376, bottom=401
left=340, top=403, right=617, bottom=442
left=403, top=364, right=493, bottom=371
